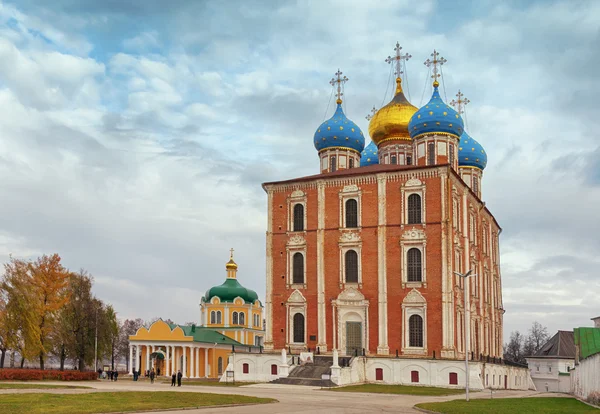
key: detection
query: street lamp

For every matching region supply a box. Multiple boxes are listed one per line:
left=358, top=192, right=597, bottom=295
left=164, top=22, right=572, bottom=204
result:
left=454, top=269, right=477, bottom=402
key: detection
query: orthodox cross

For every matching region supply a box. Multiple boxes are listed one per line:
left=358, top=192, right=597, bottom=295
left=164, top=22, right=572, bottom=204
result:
left=424, top=49, right=447, bottom=86
left=385, top=42, right=411, bottom=78
left=229, top=247, right=234, bottom=259
left=450, top=90, right=470, bottom=114
left=365, top=106, right=378, bottom=121
left=330, top=69, right=348, bottom=104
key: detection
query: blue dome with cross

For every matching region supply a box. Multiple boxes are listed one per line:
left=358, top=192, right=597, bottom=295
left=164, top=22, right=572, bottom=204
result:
left=314, top=102, right=365, bottom=153
left=408, top=83, right=464, bottom=140
left=360, top=141, right=378, bottom=166
left=458, top=131, right=487, bottom=170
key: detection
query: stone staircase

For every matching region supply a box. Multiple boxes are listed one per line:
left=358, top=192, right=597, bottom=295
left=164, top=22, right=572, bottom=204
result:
left=271, top=356, right=336, bottom=387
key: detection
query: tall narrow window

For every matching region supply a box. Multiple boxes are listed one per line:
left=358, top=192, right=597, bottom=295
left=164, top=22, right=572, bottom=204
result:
left=218, top=357, right=223, bottom=375
left=216, top=311, right=222, bottom=324
left=407, top=194, right=422, bottom=224
left=293, top=313, right=305, bottom=343
left=427, top=142, right=435, bottom=165
left=210, top=311, right=215, bottom=324
left=407, top=248, right=422, bottom=282
left=293, top=252, right=304, bottom=284
left=232, top=312, right=238, bottom=325
left=407, top=155, right=412, bottom=165
left=239, top=312, right=245, bottom=326
left=449, top=144, right=455, bottom=165
left=391, top=155, right=397, bottom=165
left=330, top=156, right=336, bottom=172
left=243, top=363, right=249, bottom=374
left=473, top=176, right=479, bottom=196
left=349, top=158, right=354, bottom=169
left=271, top=364, right=278, bottom=375
left=293, top=204, right=304, bottom=232
left=345, top=199, right=358, bottom=228
left=345, top=250, right=359, bottom=283
left=409, top=314, right=424, bottom=347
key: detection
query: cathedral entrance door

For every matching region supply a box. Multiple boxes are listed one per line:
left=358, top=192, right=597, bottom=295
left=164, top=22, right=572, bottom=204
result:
left=346, top=322, right=362, bottom=356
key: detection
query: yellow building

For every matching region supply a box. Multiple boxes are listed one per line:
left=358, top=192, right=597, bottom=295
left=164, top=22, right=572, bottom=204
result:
left=128, top=250, right=264, bottom=378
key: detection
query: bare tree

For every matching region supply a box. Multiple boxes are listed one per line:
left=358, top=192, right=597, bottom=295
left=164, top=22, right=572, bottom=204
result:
left=528, top=321, right=549, bottom=353
left=504, top=331, right=525, bottom=364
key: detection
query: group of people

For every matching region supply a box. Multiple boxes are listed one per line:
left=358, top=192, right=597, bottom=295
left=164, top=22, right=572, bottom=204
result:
left=96, top=368, right=119, bottom=381
left=130, top=367, right=183, bottom=386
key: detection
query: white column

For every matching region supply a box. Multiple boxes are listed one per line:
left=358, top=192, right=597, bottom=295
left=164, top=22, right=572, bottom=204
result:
left=190, top=346, right=195, bottom=378
left=128, top=345, right=133, bottom=375
left=165, top=346, right=170, bottom=376
left=135, top=345, right=140, bottom=371
left=183, top=346, right=187, bottom=377
left=317, top=180, right=327, bottom=351
left=195, top=348, right=200, bottom=378
left=145, top=345, right=150, bottom=372
left=151, top=345, right=155, bottom=368
left=377, top=174, right=389, bottom=355
left=204, top=348, right=209, bottom=378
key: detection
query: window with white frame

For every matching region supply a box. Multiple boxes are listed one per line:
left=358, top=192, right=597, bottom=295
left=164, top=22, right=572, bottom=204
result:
left=293, top=312, right=305, bottom=343
left=402, top=291, right=427, bottom=355
left=239, top=312, right=245, bottom=326
left=339, top=233, right=362, bottom=287
left=292, top=252, right=304, bottom=284
left=287, top=235, right=307, bottom=288
left=401, top=180, right=426, bottom=226
left=409, top=314, right=424, bottom=347
left=210, top=311, right=216, bottom=324
left=293, top=204, right=304, bottom=231
left=345, top=250, right=359, bottom=283
left=407, top=194, right=422, bottom=224
left=339, top=185, right=362, bottom=228
left=345, top=199, right=358, bottom=228
left=232, top=311, right=239, bottom=325
left=216, top=311, right=222, bottom=324
left=400, top=230, right=427, bottom=288
left=287, top=190, right=306, bottom=232
left=407, top=248, right=422, bottom=282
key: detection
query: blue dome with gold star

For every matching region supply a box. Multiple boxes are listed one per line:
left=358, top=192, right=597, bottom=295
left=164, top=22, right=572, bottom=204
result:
left=408, top=84, right=464, bottom=140
left=458, top=131, right=487, bottom=170
left=314, top=102, right=365, bottom=153
left=360, top=141, right=378, bottom=166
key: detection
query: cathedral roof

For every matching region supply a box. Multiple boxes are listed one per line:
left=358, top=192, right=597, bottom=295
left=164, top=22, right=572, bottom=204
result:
left=360, top=141, right=379, bottom=167
left=530, top=331, right=575, bottom=359
left=204, top=278, right=259, bottom=304
left=408, top=84, right=464, bottom=140
left=458, top=131, right=487, bottom=170
left=314, top=103, right=365, bottom=154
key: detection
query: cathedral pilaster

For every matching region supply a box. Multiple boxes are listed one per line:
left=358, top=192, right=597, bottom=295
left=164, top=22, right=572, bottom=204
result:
left=316, top=180, right=327, bottom=352
left=440, top=172, right=455, bottom=358
left=264, top=189, right=274, bottom=351
left=376, top=174, right=389, bottom=355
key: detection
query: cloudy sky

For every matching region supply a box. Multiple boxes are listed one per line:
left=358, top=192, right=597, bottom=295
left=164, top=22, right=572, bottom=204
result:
left=1, top=0, right=599, bottom=341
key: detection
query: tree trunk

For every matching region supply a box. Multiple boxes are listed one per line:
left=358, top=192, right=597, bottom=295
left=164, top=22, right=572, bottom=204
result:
left=20, top=356, right=25, bottom=368
left=78, top=356, right=85, bottom=372
left=0, top=348, right=5, bottom=368
left=39, top=352, right=45, bottom=370
left=111, top=341, right=115, bottom=370
left=60, top=345, right=66, bottom=371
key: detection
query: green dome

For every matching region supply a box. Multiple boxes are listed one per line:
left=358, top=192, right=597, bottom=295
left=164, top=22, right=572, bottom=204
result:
left=204, top=278, right=259, bottom=304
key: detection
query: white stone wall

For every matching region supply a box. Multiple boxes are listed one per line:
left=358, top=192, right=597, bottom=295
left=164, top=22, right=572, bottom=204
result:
left=220, top=353, right=289, bottom=383
left=526, top=357, right=575, bottom=393
left=571, top=353, right=600, bottom=400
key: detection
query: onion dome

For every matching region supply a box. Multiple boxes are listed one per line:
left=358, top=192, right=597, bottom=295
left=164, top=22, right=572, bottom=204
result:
left=458, top=131, right=487, bottom=170
left=368, top=78, right=418, bottom=145
left=408, top=82, right=464, bottom=140
left=360, top=141, right=379, bottom=167
left=204, top=278, right=259, bottom=304
left=314, top=101, right=365, bottom=153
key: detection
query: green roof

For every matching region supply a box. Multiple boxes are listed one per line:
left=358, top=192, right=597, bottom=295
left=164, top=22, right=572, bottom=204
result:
left=204, top=278, right=259, bottom=303
left=574, top=327, right=600, bottom=360
left=167, top=324, right=243, bottom=346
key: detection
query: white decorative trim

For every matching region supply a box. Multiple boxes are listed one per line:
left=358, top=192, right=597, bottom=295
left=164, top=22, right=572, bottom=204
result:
left=401, top=179, right=426, bottom=227
left=400, top=229, right=427, bottom=289
left=287, top=234, right=306, bottom=247
left=332, top=287, right=370, bottom=356
left=401, top=289, right=428, bottom=355
left=339, top=185, right=362, bottom=229
left=405, top=178, right=422, bottom=187
left=287, top=190, right=307, bottom=233
left=339, top=231, right=361, bottom=244
left=286, top=290, right=307, bottom=349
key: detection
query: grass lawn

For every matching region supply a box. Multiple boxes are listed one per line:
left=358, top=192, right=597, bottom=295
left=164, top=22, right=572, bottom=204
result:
left=160, top=379, right=256, bottom=387
left=0, top=391, right=275, bottom=414
left=330, top=384, right=467, bottom=396
left=415, top=397, right=599, bottom=413
left=0, top=383, right=90, bottom=390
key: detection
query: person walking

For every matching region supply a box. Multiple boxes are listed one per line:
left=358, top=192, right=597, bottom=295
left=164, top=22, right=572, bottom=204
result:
left=114, top=370, right=118, bottom=381
left=171, top=372, right=176, bottom=387
left=150, top=368, right=155, bottom=384
left=177, top=370, right=182, bottom=387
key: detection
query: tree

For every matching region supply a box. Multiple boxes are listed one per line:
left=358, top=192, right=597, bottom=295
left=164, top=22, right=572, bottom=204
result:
left=527, top=321, right=549, bottom=354
left=104, top=305, right=119, bottom=370
left=117, top=318, right=144, bottom=371
left=504, top=330, right=525, bottom=364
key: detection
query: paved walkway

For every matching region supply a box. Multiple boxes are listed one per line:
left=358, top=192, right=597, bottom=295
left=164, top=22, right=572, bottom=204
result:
left=0, top=380, right=569, bottom=413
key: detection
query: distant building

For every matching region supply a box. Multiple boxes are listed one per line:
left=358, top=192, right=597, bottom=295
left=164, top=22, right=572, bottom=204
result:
left=571, top=317, right=600, bottom=400
left=526, top=331, right=575, bottom=393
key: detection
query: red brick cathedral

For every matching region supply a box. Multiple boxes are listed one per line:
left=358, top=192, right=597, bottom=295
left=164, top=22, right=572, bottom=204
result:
left=262, top=47, right=504, bottom=361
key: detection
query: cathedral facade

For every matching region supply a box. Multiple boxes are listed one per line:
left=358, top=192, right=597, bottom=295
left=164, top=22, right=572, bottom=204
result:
left=262, top=48, right=504, bottom=361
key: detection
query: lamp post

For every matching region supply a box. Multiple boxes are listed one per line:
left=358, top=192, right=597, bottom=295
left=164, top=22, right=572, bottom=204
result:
left=94, top=306, right=98, bottom=373
left=454, top=270, right=477, bottom=402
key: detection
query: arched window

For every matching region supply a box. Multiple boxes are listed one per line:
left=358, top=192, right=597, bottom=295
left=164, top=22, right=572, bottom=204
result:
left=391, top=155, right=397, bottom=165
left=427, top=142, right=435, bottom=165
left=330, top=156, right=336, bottom=172
left=293, top=313, right=305, bottom=343
left=239, top=312, right=245, bottom=326
left=345, top=250, right=359, bottom=283
left=216, top=311, right=222, bottom=324
left=210, top=311, right=215, bottom=324
left=218, top=357, right=223, bottom=375
left=345, top=199, right=358, bottom=228
left=293, top=204, right=304, bottom=232
left=407, top=248, right=422, bottom=282
left=409, top=314, right=424, bottom=347
left=293, top=252, right=304, bottom=284
left=407, top=194, right=422, bottom=224
left=232, top=312, right=238, bottom=325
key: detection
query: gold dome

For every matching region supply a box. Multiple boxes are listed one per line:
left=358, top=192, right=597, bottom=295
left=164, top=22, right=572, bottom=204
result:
left=368, top=78, right=418, bottom=145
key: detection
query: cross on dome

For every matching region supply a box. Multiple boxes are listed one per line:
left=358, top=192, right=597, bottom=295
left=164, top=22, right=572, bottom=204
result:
left=330, top=69, right=348, bottom=104
left=424, top=49, right=447, bottom=87
left=385, top=42, right=411, bottom=79
left=365, top=105, right=378, bottom=121
left=450, top=90, right=470, bottom=115
left=229, top=247, right=234, bottom=259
